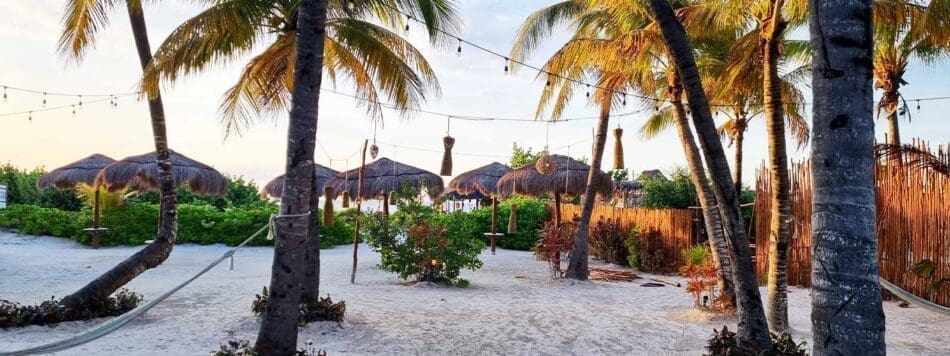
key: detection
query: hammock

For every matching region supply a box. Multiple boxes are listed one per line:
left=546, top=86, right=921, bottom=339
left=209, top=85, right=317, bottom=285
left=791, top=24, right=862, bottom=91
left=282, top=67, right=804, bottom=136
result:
left=880, top=278, right=950, bottom=316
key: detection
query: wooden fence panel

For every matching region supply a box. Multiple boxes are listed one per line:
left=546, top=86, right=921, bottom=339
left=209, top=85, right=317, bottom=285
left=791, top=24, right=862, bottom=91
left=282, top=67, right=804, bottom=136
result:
left=558, top=204, right=698, bottom=272
left=755, top=141, right=949, bottom=306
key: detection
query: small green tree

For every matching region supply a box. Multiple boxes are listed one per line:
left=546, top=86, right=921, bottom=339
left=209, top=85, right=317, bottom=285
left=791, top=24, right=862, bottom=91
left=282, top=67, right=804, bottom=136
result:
left=509, top=143, right=545, bottom=169
left=609, top=169, right=629, bottom=181
left=639, top=168, right=697, bottom=209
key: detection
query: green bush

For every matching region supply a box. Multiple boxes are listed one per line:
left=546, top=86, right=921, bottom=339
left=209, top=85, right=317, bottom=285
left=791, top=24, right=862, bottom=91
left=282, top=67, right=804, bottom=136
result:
left=463, top=196, right=549, bottom=250
left=0, top=164, right=83, bottom=211
left=681, top=245, right=709, bottom=266
left=1, top=202, right=355, bottom=249
left=639, top=167, right=697, bottom=209
left=363, top=197, right=485, bottom=286
left=135, top=175, right=266, bottom=210
left=625, top=227, right=643, bottom=269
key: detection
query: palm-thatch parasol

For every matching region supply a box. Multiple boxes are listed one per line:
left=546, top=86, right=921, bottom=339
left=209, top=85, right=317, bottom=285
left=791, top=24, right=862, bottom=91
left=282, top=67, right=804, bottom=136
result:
left=262, top=164, right=339, bottom=198
left=325, top=157, right=443, bottom=216
left=497, top=154, right=612, bottom=224
left=612, top=180, right=643, bottom=208
left=95, top=150, right=228, bottom=196
left=37, top=154, right=116, bottom=248
left=446, top=162, right=513, bottom=252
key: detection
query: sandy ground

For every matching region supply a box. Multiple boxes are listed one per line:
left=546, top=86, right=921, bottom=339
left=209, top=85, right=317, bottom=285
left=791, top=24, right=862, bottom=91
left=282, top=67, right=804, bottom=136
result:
left=1, top=231, right=947, bottom=355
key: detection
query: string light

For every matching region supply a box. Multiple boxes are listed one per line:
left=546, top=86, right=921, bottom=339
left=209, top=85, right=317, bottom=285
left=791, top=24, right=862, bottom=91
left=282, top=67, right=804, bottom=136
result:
left=917, top=100, right=921, bottom=112
left=404, top=15, right=410, bottom=31
left=78, top=95, right=83, bottom=107
left=622, top=94, right=627, bottom=106
left=28, top=111, right=32, bottom=122
left=347, top=0, right=355, bottom=10
left=456, top=38, right=462, bottom=56
left=503, top=57, right=509, bottom=73
left=586, top=84, right=590, bottom=98
left=42, top=93, right=47, bottom=106
left=2, top=86, right=6, bottom=101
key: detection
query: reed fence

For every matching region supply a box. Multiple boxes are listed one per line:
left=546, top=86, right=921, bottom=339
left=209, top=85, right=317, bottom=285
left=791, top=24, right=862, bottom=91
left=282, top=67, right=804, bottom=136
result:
left=558, top=204, right=698, bottom=272
left=754, top=141, right=949, bottom=306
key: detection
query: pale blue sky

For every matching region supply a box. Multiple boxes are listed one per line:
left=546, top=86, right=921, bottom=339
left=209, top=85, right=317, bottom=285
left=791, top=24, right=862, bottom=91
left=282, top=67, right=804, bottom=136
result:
left=1, top=1, right=948, bottom=188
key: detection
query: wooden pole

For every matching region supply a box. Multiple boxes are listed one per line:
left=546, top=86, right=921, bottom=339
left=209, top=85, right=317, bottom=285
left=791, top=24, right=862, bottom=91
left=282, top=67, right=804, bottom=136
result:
left=490, top=197, right=498, bottom=254
left=382, top=194, right=390, bottom=217
left=351, top=139, right=368, bottom=284
left=92, top=187, right=101, bottom=248
left=554, top=192, right=562, bottom=224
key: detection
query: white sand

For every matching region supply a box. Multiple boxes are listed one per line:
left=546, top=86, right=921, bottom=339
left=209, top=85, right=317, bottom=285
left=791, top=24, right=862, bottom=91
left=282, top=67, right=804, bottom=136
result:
left=1, top=231, right=947, bottom=355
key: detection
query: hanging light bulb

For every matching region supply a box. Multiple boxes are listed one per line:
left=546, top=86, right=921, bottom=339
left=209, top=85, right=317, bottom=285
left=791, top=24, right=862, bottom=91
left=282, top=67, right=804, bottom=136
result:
left=42, top=92, right=47, bottom=106
left=347, top=0, right=355, bottom=10
left=78, top=95, right=83, bottom=107
left=586, top=84, right=590, bottom=98
left=404, top=15, right=410, bottom=31
left=71, top=104, right=76, bottom=117
left=503, top=57, right=509, bottom=73
left=2, top=86, right=7, bottom=101
left=456, top=38, right=462, bottom=56
left=654, top=99, right=659, bottom=111
left=916, top=100, right=921, bottom=112
left=28, top=111, right=32, bottom=122
left=622, top=93, right=627, bottom=106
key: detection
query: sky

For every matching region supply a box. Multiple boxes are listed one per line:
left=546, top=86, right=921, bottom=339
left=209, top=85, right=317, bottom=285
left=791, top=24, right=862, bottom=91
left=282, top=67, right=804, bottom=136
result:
left=1, top=1, right=948, bottom=191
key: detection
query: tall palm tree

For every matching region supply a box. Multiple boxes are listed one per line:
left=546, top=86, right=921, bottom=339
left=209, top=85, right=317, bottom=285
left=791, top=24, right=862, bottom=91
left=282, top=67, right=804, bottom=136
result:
left=646, top=0, right=772, bottom=350
left=55, top=0, right=179, bottom=312
left=143, top=0, right=460, bottom=301
left=255, top=0, right=328, bottom=352
left=511, top=0, right=741, bottom=297
left=142, top=0, right=459, bottom=136
left=809, top=0, right=885, bottom=353
left=873, top=1, right=949, bottom=146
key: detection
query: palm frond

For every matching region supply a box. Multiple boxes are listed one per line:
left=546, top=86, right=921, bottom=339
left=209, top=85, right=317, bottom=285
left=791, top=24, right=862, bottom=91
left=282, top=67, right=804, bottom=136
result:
left=510, top=1, right=586, bottom=65
left=58, top=0, right=116, bottom=62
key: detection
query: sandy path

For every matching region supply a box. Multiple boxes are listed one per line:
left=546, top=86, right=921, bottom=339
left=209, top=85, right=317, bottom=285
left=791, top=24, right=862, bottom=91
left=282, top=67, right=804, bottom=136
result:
left=1, top=232, right=947, bottom=355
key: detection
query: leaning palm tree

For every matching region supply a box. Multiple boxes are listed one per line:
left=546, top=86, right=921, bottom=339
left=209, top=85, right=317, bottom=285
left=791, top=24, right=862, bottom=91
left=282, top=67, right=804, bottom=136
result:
left=809, top=0, right=885, bottom=353
left=511, top=1, right=740, bottom=295
left=142, top=0, right=459, bottom=136
left=55, top=0, right=179, bottom=312
left=873, top=0, right=949, bottom=146
left=646, top=0, right=773, bottom=350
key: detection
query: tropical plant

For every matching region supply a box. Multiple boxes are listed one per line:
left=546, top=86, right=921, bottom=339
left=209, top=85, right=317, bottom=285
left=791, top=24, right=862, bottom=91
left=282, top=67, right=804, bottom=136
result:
left=589, top=216, right=627, bottom=265
left=509, top=142, right=546, bottom=169
left=872, top=0, right=950, bottom=146
left=680, top=246, right=719, bottom=308
left=639, top=168, right=698, bottom=209
left=142, top=0, right=460, bottom=136
left=810, top=0, right=886, bottom=353
left=533, top=220, right=576, bottom=279
left=55, top=0, right=180, bottom=315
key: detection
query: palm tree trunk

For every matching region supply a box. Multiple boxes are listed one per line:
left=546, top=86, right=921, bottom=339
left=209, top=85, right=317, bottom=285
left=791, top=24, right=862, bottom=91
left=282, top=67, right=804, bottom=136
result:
left=59, top=0, right=179, bottom=312
left=647, top=0, right=771, bottom=350
left=565, top=102, right=611, bottom=280
left=809, top=1, right=885, bottom=354
left=300, top=176, right=321, bottom=302
left=733, top=123, right=745, bottom=195
left=762, top=3, right=792, bottom=331
left=670, top=88, right=735, bottom=304
left=255, top=0, right=328, bottom=353
left=883, top=89, right=901, bottom=146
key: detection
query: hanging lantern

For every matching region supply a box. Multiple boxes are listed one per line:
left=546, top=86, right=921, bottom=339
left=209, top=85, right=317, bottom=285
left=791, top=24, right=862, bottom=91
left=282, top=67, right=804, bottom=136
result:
left=323, top=186, right=335, bottom=226
left=507, top=204, right=519, bottom=235
left=440, top=135, right=455, bottom=176
left=341, top=190, right=351, bottom=208
left=612, top=128, right=625, bottom=170
left=536, top=154, right=558, bottom=175
left=370, top=143, right=379, bottom=159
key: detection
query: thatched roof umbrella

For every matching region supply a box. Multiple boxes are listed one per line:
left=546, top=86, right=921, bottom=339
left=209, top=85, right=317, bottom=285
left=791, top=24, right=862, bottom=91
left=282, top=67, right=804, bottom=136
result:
left=95, top=150, right=228, bottom=196
left=497, top=154, right=612, bottom=224
left=446, top=162, right=513, bottom=249
left=38, top=154, right=116, bottom=248
left=612, top=180, right=643, bottom=208
left=325, top=157, right=443, bottom=216
left=38, top=154, right=115, bottom=190
left=262, top=164, right=339, bottom=198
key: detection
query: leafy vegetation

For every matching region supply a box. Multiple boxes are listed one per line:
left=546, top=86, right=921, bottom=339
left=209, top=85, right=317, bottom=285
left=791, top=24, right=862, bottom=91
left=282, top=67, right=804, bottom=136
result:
left=362, top=196, right=485, bottom=286
left=589, top=217, right=627, bottom=265
left=251, top=286, right=345, bottom=324
left=705, top=326, right=806, bottom=356
left=0, top=289, right=141, bottom=328
left=0, top=164, right=83, bottom=211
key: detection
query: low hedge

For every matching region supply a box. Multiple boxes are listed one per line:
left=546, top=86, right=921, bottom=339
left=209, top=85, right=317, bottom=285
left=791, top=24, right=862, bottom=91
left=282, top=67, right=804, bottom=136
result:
left=454, top=196, right=549, bottom=250
left=0, top=203, right=354, bottom=248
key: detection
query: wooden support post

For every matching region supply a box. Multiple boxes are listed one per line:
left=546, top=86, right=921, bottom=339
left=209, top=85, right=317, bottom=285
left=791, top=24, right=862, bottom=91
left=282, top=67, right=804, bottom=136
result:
left=351, top=140, right=368, bottom=284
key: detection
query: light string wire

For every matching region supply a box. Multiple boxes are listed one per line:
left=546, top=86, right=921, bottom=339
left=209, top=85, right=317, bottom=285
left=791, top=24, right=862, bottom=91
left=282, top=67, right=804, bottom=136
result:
left=380, top=3, right=950, bottom=109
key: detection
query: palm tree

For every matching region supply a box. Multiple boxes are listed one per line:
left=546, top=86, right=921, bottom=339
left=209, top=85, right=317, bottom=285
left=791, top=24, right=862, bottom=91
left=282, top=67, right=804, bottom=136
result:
left=873, top=1, right=949, bottom=146
left=809, top=0, right=885, bottom=353
left=646, top=0, right=772, bottom=350
left=143, top=0, right=460, bottom=301
left=142, top=0, right=460, bottom=136
left=255, top=0, right=328, bottom=352
left=55, top=0, right=179, bottom=312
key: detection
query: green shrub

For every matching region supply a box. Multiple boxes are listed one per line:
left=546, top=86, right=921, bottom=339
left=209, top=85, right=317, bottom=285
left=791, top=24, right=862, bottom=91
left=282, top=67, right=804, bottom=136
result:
left=363, top=197, right=485, bottom=286
left=682, top=245, right=709, bottom=266
left=1, top=202, right=355, bottom=249
left=624, top=227, right=643, bottom=269
left=462, top=196, right=549, bottom=250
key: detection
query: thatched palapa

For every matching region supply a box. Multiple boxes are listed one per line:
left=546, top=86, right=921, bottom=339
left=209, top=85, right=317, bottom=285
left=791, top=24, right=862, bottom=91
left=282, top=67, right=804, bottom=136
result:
left=325, top=157, right=443, bottom=199
left=96, top=150, right=228, bottom=196
left=446, top=162, right=512, bottom=197
left=262, top=164, right=340, bottom=198
left=38, top=154, right=115, bottom=189
left=497, top=155, right=612, bottom=198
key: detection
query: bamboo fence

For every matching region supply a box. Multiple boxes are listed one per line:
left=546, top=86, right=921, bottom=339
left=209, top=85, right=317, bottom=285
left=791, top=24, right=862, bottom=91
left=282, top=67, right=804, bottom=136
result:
left=559, top=204, right=698, bottom=272
left=754, top=141, right=949, bottom=306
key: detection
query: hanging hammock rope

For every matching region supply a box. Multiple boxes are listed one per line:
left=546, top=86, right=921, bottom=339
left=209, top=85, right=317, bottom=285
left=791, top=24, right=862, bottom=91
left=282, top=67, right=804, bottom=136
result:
left=880, top=278, right=950, bottom=316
